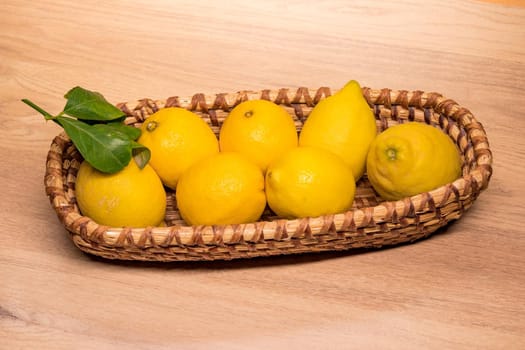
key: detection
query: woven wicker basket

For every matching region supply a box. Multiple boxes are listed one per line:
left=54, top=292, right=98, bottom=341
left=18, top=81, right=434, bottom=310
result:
left=44, top=86, right=493, bottom=262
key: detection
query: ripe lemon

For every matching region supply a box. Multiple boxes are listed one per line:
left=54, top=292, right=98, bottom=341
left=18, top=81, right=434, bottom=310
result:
left=219, top=99, right=298, bottom=172
left=137, top=107, right=219, bottom=190
left=75, top=160, right=166, bottom=227
left=175, top=152, right=266, bottom=226
left=366, top=122, right=462, bottom=201
left=299, top=80, right=377, bottom=181
left=265, top=147, right=356, bottom=219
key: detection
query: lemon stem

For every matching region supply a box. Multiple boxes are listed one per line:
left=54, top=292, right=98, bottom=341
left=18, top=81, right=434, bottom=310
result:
left=146, top=120, right=158, bottom=132
left=386, top=148, right=397, bottom=160
left=244, top=110, right=254, bottom=118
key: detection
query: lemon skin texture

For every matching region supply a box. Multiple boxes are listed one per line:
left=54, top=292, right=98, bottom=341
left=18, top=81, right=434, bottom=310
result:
left=366, top=122, right=462, bottom=201
left=175, top=152, right=266, bottom=226
left=299, top=80, right=377, bottom=181
left=265, top=146, right=356, bottom=219
left=138, top=107, right=219, bottom=190
left=219, top=99, right=298, bottom=172
left=75, top=160, right=166, bottom=228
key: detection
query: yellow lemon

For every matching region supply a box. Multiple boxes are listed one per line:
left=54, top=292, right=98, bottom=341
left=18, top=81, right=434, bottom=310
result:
left=138, top=107, right=219, bottom=190
left=299, top=80, right=377, bottom=180
left=219, top=99, right=298, bottom=172
left=265, top=147, right=356, bottom=219
left=175, top=152, right=266, bottom=226
left=75, top=160, right=166, bottom=227
left=366, top=122, right=462, bottom=201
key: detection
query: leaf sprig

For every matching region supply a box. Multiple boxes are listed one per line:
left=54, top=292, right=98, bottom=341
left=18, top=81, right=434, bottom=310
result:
left=22, top=86, right=150, bottom=173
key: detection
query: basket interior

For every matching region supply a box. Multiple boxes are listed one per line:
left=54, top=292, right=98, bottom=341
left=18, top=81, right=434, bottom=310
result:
left=55, top=86, right=487, bottom=228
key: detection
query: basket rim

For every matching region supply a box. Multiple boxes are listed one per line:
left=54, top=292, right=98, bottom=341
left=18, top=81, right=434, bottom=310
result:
left=44, top=86, right=493, bottom=251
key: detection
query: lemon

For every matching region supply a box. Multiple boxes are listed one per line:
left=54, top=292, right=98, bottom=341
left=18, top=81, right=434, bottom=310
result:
left=137, top=107, right=219, bottom=190
left=265, top=147, right=356, bottom=219
left=366, top=122, right=462, bottom=201
left=75, top=160, right=166, bottom=227
left=219, top=99, right=298, bottom=172
left=175, top=152, right=266, bottom=226
left=299, top=80, right=377, bottom=180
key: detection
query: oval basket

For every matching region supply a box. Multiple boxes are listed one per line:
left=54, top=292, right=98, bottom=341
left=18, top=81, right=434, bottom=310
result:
left=45, top=86, right=493, bottom=262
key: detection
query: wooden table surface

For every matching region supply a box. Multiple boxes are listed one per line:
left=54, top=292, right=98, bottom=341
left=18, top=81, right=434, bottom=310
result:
left=2, top=0, right=525, bottom=349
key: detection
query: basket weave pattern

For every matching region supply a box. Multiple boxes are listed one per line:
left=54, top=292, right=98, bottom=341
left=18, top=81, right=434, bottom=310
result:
left=45, top=87, right=493, bottom=261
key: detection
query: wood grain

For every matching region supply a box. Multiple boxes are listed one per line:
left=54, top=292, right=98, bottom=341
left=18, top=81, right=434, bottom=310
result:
left=1, top=0, right=524, bottom=349
left=478, top=0, right=525, bottom=7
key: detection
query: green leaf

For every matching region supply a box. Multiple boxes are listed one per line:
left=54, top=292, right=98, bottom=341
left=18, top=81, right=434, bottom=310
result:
left=131, top=141, right=151, bottom=169
left=107, top=122, right=142, bottom=140
left=63, top=86, right=125, bottom=121
left=78, top=115, right=127, bottom=125
left=56, top=116, right=132, bottom=173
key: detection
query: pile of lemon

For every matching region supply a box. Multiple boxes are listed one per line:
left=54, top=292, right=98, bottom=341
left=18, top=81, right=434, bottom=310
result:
left=75, top=80, right=462, bottom=228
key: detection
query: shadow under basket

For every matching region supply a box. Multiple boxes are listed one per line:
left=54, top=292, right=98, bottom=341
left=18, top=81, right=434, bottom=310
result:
left=45, top=86, right=493, bottom=262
